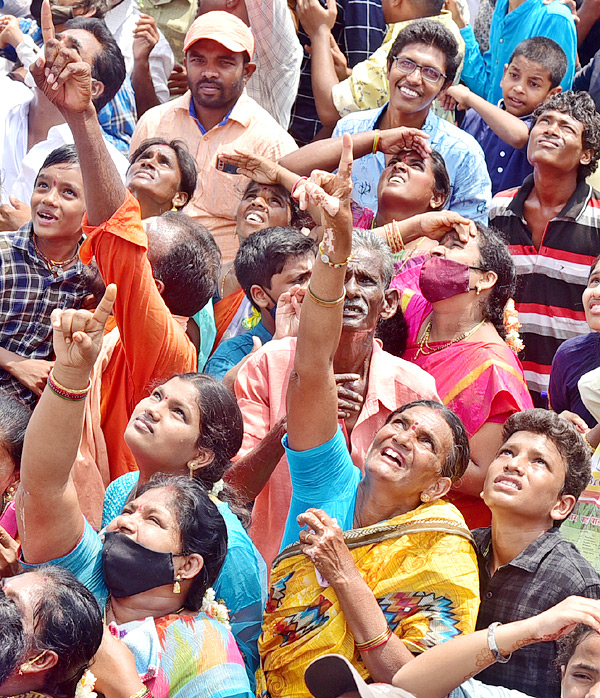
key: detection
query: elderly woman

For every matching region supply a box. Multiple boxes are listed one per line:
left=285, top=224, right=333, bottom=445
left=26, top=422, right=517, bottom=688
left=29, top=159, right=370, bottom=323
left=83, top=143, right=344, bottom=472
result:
left=15, top=286, right=253, bottom=698
left=257, top=137, right=480, bottom=698
left=394, top=227, right=533, bottom=528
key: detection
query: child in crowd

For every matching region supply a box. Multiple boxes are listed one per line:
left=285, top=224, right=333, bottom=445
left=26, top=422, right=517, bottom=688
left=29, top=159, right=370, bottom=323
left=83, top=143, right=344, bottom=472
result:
left=447, top=37, right=566, bottom=194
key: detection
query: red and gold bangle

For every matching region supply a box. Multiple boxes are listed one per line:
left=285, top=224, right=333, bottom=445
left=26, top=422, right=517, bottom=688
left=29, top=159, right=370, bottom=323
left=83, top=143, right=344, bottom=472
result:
left=355, top=626, right=393, bottom=652
left=47, top=370, right=91, bottom=401
left=291, top=176, right=308, bottom=197
left=372, top=129, right=381, bottom=154
left=383, top=220, right=404, bottom=254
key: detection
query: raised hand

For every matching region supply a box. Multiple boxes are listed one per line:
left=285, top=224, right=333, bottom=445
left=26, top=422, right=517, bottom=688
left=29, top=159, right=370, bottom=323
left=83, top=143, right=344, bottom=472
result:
left=168, top=63, right=188, bottom=96
left=274, top=284, right=306, bottom=340
left=50, top=284, right=116, bottom=374
left=416, top=211, right=477, bottom=243
left=29, top=0, right=93, bottom=113
left=220, top=150, right=282, bottom=186
left=296, top=0, right=337, bottom=38
left=525, top=596, right=600, bottom=643
left=133, top=13, right=160, bottom=63
left=378, top=127, right=431, bottom=159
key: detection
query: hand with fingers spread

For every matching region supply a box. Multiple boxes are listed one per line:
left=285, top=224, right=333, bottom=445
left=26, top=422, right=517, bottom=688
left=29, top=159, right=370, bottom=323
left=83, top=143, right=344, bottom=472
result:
left=274, top=285, right=306, bottom=340
left=133, top=13, right=160, bottom=63
left=50, top=284, right=117, bottom=375
left=29, top=0, right=93, bottom=113
left=378, top=127, right=431, bottom=159
left=296, top=0, right=337, bottom=38
left=297, top=508, right=358, bottom=586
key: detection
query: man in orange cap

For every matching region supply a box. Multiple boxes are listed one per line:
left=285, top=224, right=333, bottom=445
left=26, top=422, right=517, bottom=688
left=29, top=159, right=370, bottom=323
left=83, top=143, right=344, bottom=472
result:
left=130, top=10, right=297, bottom=263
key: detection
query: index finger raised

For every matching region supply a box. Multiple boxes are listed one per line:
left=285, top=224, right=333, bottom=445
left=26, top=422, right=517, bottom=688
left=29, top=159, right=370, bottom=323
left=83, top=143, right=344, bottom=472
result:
left=337, top=132, right=353, bottom=179
left=92, top=283, right=117, bottom=326
left=41, top=0, right=55, bottom=44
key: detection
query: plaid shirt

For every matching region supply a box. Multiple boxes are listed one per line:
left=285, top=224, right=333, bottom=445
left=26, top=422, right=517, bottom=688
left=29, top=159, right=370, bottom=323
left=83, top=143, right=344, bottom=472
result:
left=473, top=526, right=600, bottom=698
left=289, top=0, right=386, bottom=144
left=97, top=77, right=137, bottom=155
left=0, top=224, right=88, bottom=404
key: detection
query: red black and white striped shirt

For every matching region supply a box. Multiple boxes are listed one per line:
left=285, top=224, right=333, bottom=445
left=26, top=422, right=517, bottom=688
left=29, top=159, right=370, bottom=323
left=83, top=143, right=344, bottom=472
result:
left=490, top=175, right=600, bottom=403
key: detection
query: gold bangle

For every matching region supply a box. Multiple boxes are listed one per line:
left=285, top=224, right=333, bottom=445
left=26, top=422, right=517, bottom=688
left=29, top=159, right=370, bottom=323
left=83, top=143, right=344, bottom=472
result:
left=128, top=688, right=151, bottom=698
left=355, top=626, right=393, bottom=651
left=584, top=433, right=596, bottom=454
left=372, top=129, right=381, bottom=154
left=48, top=369, right=92, bottom=395
left=307, top=285, right=346, bottom=307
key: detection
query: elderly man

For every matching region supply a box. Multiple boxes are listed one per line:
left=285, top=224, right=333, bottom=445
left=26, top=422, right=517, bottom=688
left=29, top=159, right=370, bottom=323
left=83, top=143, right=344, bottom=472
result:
left=130, top=10, right=297, bottom=262
left=229, top=230, right=440, bottom=569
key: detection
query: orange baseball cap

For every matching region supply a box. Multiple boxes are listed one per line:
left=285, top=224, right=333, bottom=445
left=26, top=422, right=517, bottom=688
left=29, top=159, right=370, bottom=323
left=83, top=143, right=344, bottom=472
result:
left=183, top=11, right=255, bottom=59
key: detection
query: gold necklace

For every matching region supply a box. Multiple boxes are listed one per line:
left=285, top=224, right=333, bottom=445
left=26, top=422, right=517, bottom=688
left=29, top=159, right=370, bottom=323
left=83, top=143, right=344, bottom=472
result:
left=33, top=234, right=79, bottom=276
left=415, top=318, right=486, bottom=358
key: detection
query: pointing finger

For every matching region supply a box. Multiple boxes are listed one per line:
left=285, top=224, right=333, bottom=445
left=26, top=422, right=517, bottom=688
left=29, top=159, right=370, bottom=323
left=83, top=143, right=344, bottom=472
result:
left=338, top=132, right=353, bottom=180
left=41, top=0, right=55, bottom=44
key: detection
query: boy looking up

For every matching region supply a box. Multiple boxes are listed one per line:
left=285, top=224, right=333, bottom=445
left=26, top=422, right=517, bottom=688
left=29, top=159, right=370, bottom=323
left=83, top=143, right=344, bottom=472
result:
left=449, top=37, right=566, bottom=195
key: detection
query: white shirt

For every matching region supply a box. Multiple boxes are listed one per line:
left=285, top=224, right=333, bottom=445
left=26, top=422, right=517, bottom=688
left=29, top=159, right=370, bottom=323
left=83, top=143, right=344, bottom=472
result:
left=104, top=0, right=174, bottom=103
left=245, top=0, right=303, bottom=129
left=1, top=92, right=129, bottom=205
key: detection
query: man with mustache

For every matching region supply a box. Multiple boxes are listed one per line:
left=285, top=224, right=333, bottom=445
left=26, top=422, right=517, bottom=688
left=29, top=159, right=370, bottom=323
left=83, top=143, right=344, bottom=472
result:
left=228, top=230, right=440, bottom=569
left=489, top=91, right=600, bottom=407
left=130, top=10, right=297, bottom=263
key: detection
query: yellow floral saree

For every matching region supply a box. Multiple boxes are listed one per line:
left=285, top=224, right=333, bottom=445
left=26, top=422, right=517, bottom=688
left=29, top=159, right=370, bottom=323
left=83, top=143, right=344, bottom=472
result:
left=257, top=500, right=480, bottom=698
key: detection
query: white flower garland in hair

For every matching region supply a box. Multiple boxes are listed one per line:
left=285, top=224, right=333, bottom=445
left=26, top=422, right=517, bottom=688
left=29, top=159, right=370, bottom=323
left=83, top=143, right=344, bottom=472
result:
left=201, top=587, right=231, bottom=630
left=210, top=479, right=225, bottom=497
left=503, top=298, right=524, bottom=354
left=75, top=670, right=97, bottom=698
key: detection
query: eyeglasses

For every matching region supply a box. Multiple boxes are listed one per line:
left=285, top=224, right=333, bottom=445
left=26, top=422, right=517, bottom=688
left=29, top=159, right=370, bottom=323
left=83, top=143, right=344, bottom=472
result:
left=391, top=57, right=446, bottom=83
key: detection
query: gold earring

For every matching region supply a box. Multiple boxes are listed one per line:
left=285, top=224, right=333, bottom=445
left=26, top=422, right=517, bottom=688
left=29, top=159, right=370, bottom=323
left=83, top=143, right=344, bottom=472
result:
left=188, top=463, right=195, bottom=480
left=420, top=493, right=430, bottom=503
left=173, top=576, right=182, bottom=594
left=476, top=286, right=482, bottom=296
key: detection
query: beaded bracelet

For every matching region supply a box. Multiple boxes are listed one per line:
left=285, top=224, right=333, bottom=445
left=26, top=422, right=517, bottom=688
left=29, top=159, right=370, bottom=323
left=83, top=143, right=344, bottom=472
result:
left=487, top=622, right=512, bottom=663
left=318, top=243, right=353, bottom=268
left=372, top=129, right=381, bottom=154
left=47, top=370, right=91, bottom=401
left=307, top=285, right=346, bottom=307
left=291, top=176, right=308, bottom=197
left=383, top=220, right=405, bottom=254
left=128, top=687, right=151, bottom=698
left=356, top=626, right=393, bottom=652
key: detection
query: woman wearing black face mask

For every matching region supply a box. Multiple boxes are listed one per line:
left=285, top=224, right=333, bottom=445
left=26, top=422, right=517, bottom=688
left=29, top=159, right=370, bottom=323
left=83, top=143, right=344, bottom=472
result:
left=15, top=286, right=254, bottom=698
left=393, top=224, right=533, bottom=529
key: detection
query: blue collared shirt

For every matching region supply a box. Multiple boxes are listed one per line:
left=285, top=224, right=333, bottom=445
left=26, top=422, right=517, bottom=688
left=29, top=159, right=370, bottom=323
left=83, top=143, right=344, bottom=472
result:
left=459, top=0, right=576, bottom=104
left=204, top=319, right=273, bottom=381
left=332, top=105, right=491, bottom=222
left=461, top=103, right=533, bottom=196
left=188, top=98, right=234, bottom=135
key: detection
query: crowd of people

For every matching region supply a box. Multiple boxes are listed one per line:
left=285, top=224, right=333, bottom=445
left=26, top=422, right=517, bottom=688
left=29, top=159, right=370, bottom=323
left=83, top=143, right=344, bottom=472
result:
left=3, top=0, right=600, bottom=695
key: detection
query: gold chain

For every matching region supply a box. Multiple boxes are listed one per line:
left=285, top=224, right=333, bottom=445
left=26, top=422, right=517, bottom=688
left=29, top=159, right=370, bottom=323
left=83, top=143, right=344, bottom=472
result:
left=415, top=319, right=486, bottom=358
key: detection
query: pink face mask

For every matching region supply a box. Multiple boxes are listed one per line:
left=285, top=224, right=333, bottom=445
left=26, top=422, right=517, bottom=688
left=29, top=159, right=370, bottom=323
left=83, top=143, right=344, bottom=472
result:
left=419, top=256, right=484, bottom=303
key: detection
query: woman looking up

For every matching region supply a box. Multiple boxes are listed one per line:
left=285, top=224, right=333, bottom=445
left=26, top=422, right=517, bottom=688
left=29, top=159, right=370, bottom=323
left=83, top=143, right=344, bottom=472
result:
left=15, top=284, right=253, bottom=698
left=394, top=226, right=533, bottom=528
left=257, top=136, right=480, bottom=698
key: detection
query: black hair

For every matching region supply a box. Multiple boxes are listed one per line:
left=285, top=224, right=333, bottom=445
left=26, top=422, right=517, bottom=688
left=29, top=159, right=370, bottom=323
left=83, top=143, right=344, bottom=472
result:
left=376, top=306, right=409, bottom=357
left=0, top=587, right=25, bottom=683
left=137, top=474, right=228, bottom=611
left=503, top=409, right=591, bottom=527
left=430, top=150, right=451, bottom=208
left=411, top=0, right=445, bottom=17
left=173, top=372, right=249, bottom=526
left=509, top=37, right=567, bottom=90
left=129, top=138, right=198, bottom=208
left=532, top=91, right=600, bottom=180
left=0, top=391, right=31, bottom=470
left=387, top=19, right=460, bottom=86
left=150, top=213, right=221, bottom=316
left=476, top=224, right=517, bottom=339
left=37, top=144, right=80, bottom=187
left=26, top=566, right=103, bottom=698
left=352, top=228, right=395, bottom=289
left=590, top=255, right=600, bottom=279
left=386, top=400, right=470, bottom=481
left=63, top=17, right=126, bottom=112
left=235, top=226, right=316, bottom=311
left=556, top=625, right=598, bottom=670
